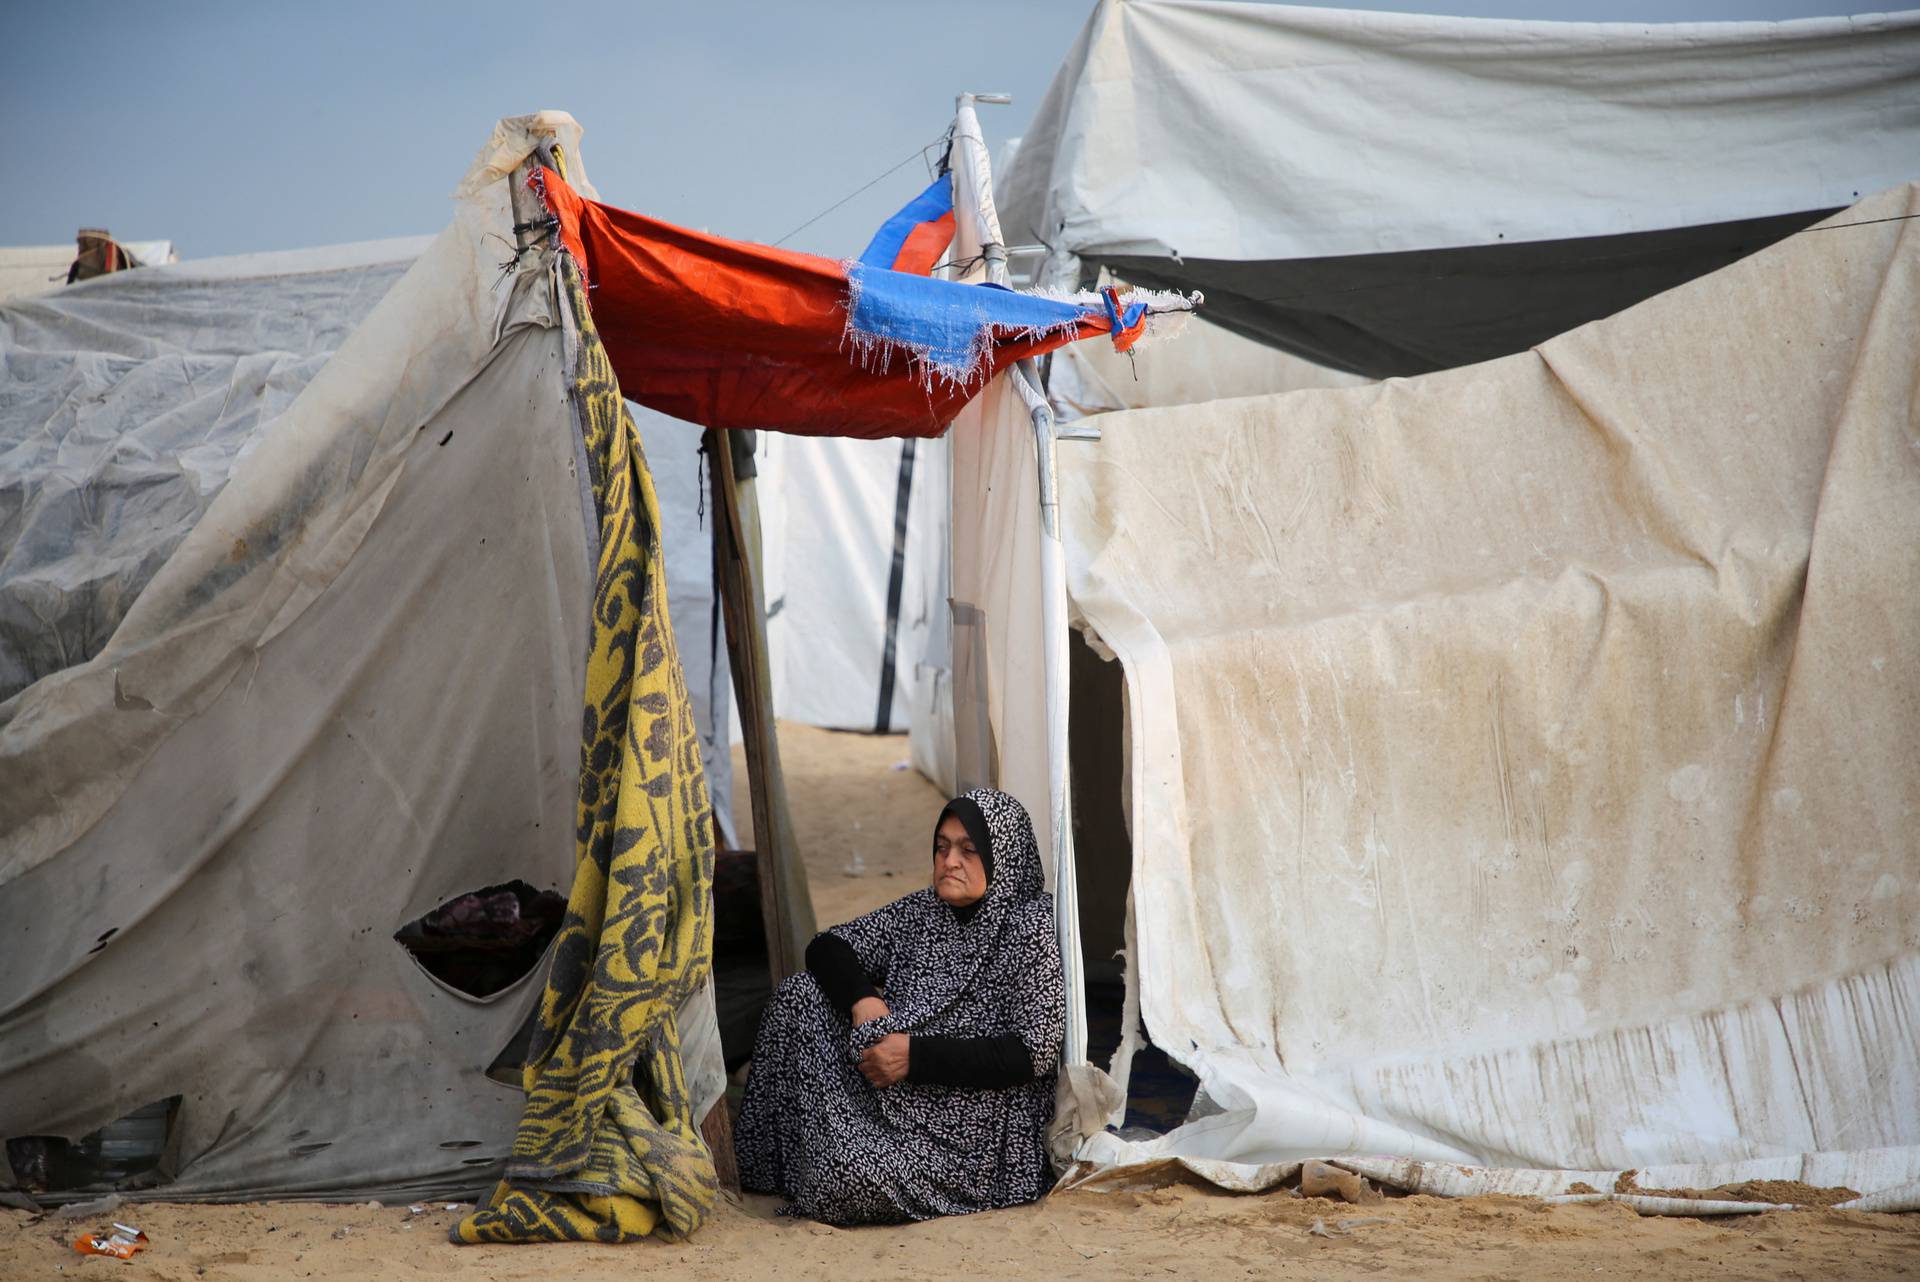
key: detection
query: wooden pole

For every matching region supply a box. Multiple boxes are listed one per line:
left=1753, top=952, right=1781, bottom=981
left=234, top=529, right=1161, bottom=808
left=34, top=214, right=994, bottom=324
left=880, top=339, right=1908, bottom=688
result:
left=708, top=428, right=816, bottom=983
left=699, top=1097, right=740, bottom=1194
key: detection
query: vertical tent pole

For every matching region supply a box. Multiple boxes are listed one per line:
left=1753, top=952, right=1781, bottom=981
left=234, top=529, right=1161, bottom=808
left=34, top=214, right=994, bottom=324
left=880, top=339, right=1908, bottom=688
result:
left=873, top=438, right=919, bottom=733
left=1014, top=365, right=1087, bottom=1070
left=951, top=93, right=1089, bottom=1068
left=508, top=154, right=548, bottom=253
left=707, top=428, right=817, bottom=983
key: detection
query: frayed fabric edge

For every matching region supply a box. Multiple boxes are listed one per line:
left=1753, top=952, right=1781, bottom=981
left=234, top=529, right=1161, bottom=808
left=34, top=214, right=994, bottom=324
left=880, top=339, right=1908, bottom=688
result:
left=838, top=265, right=1201, bottom=392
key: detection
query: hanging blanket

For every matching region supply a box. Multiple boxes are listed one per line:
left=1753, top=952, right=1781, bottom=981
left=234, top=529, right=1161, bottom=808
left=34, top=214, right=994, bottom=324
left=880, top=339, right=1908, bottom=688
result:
left=453, top=238, right=717, bottom=1245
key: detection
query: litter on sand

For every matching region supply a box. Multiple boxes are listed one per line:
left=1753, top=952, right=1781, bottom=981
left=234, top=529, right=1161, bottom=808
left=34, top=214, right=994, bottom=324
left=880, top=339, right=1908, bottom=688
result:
left=71, top=1223, right=147, bottom=1259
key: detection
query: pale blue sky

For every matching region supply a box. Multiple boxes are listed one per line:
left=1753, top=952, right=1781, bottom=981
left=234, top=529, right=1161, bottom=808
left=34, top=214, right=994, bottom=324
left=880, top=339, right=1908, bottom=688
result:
left=0, top=1, right=1886, bottom=261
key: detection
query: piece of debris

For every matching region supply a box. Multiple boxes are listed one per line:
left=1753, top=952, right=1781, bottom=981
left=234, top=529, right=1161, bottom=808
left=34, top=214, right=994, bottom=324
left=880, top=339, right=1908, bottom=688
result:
left=1300, top=1160, right=1381, bottom=1204
left=332, top=1227, right=352, bottom=1239
left=406, top=1204, right=429, bottom=1216
left=72, top=1222, right=147, bottom=1259
left=50, top=1193, right=124, bottom=1221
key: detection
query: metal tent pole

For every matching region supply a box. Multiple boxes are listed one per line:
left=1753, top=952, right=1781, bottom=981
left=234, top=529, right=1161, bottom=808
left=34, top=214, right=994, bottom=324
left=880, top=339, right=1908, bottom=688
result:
left=953, top=92, right=1088, bottom=1068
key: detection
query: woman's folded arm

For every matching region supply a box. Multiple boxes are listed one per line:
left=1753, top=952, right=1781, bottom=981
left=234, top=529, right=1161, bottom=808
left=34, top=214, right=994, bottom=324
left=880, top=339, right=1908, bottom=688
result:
left=805, top=931, right=880, bottom=1018
left=906, top=1033, right=1035, bottom=1088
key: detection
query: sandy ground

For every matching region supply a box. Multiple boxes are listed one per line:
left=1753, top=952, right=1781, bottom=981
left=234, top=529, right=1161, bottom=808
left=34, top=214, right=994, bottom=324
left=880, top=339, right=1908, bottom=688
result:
left=731, top=721, right=948, bottom=930
left=7, top=1180, right=1917, bottom=1280
left=5, top=723, right=1915, bottom=1280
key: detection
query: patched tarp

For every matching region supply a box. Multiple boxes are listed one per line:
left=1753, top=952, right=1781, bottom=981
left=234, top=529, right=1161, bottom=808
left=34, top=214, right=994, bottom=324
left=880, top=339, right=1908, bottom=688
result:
left=1044, top=185, right=1920, bottom=1202
left=1047, top=311, right=1368, bottom=421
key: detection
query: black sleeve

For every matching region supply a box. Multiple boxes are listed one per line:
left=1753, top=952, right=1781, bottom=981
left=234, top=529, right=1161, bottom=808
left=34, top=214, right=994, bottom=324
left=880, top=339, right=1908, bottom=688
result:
left=907, top=1033, right=1036, bottom=1088
left=805, top=932, right=879, bottom=1018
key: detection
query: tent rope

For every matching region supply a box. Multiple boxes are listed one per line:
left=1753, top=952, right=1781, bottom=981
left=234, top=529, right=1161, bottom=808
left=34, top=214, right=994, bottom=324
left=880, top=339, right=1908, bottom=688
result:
left=770, top=132, right=952, bottom=249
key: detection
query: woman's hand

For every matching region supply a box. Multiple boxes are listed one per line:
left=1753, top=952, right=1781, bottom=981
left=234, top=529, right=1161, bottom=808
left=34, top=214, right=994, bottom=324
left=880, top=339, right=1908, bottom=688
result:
left=851, top=996, right=891, bottom=1026
left=857, top=1033, right=910, bottom=1088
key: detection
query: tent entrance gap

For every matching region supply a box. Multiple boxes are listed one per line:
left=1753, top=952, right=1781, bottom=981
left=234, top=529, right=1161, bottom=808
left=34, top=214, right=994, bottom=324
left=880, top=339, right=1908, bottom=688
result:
left=1067, top=629, right=1196, bottom=1135
left=710, top=848, right=773, bottom=1073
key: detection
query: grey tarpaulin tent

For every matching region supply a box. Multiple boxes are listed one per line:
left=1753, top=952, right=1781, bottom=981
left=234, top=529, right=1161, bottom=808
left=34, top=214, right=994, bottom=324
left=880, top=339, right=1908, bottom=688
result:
left=0, top=114, right=768, bottom=1201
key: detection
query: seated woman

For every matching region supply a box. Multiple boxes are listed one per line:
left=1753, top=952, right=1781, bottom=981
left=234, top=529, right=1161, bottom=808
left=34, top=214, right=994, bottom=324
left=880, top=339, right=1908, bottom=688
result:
left=733, top=788, right=1065, bottom=1225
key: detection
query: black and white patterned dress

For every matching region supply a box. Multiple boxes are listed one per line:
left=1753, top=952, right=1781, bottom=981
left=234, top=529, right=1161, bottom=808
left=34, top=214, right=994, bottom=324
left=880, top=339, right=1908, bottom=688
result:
left=733, top=788, right=1066, bottom=1225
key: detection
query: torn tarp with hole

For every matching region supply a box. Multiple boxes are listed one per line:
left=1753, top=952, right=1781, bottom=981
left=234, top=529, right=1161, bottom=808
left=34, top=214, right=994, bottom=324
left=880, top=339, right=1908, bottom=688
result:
left=0, top=113, right=725, bottom=1202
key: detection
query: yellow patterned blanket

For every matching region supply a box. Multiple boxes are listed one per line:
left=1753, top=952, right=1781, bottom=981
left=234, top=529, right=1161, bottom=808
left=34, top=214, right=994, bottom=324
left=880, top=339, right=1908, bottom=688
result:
left=453, top=236, right=717, bottom=1245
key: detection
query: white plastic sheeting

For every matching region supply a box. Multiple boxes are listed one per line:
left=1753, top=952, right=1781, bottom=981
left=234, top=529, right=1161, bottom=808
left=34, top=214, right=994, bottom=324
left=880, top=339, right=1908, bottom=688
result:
left=0, top=237, right=428, bottom=703
left=1000, top=1, right=1920, bottom=261
left=627, top=404, right=737, bottom=842
left=760, top=431, right=944, bottom=735
left=1046, top=186, right=1920, bottom=1203
left=946, top=107, right=1055, bottom=860
left=0, top=114, right=726, bottom=1200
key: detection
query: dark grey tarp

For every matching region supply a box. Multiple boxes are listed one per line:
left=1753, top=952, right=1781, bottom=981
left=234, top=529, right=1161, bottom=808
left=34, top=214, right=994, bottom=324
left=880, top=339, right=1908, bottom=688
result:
left=1103, top=208, right=1837, bottom=379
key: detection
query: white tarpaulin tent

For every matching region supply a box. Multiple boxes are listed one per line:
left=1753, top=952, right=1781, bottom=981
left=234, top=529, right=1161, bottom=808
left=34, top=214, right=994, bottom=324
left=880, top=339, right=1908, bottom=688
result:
left=949, top=7, right=1920, bottom=1208
left=0, top=238, right=428, bottom=703
left=0, top=114, right=729, bottom=1200
left=999, top=1, right=1920, bottom=376
left=988, top=184, right=1920, bottom=1208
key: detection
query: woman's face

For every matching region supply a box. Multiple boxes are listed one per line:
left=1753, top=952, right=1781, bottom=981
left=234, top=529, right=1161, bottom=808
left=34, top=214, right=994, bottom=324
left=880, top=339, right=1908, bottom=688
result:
left=932, top=814, right=988, bottom=907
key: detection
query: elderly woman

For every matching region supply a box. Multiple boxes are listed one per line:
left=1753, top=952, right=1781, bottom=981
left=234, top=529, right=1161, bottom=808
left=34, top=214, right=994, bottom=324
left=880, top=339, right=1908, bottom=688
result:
left=733, top=788, right=1065, bottom=1225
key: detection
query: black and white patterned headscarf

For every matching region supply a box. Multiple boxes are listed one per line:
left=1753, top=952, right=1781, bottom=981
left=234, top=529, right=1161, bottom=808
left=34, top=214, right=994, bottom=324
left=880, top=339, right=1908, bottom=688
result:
left=733, top=788, right=1065, bottom=1225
